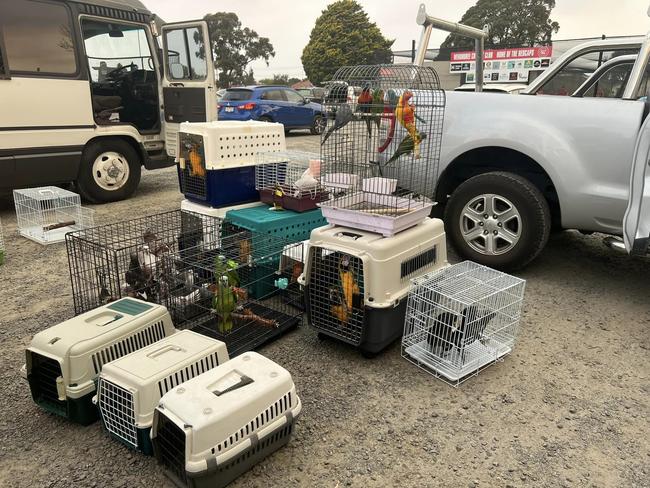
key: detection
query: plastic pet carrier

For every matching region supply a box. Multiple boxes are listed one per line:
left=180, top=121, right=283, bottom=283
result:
left=13, top=186, right=94, bottom=244
left=303, top=218, right=447, bottom=356
left=96, top=330, right=229, bottom=454
left=66, top=209, right=222, bottom=315
left=255, top=151, right=328, bottom=212
left=319, top=64, right=445, bottom=236
left=177, top=121, right=286, bottom=208
left=402, top=261, right=526, bottom=386
left=23, top=298, right=177, bottom=425
left=164, top=230, right=303, bottom=357
left=151, top=351, right=302, bottom=488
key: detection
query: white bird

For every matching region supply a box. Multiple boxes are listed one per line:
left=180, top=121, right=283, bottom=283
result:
left=293, top=167, right=319, bottom=197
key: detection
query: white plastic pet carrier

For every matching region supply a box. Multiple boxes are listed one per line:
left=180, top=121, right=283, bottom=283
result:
left=152, top=351, right=302, bottom=488
left=303, top=217, right=447, bottom=356
left=96, top=330, right=229, bottom=454
left=23, top=298, right=176, bottom=424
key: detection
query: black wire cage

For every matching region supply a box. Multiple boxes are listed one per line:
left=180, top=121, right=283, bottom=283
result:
left=66, top=210, right=223, bottom=315
left=164, top=229, right=304, bottom=357
left=320, top=64, right=445, bottom=236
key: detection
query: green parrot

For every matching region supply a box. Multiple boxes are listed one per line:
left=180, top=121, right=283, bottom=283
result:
left=213, top=275, right=236, bottom=334
left=385, top=133, right=428, bottom=166
left=371, top=89, right=384, bottom=131
left=214, top=255, right=239, bottom=287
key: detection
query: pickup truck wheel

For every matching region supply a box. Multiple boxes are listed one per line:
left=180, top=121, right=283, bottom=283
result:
left=444, top=172, right=550, bottom=270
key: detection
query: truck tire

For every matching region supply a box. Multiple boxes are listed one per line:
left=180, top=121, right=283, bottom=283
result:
left=76, top=139, right=141, bottom=203
left=444, top=171, right=551, bottom=270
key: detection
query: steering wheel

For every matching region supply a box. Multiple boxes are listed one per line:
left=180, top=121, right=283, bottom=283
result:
left=106, top=63, right=137, bottom=80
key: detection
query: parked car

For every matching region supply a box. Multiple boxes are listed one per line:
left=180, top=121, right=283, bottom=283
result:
left=218, top=86, right=326, bottom=134
left=322, top=81, right=361, bottom=108
left=296, top=87, right=325, bottom=104
left=454, top=83, right=526, bottom=94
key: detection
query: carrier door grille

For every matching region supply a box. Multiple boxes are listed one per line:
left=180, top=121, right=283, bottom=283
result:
left=178, top=133, right=207, bottom=200
left=155, top=414, right=187, bottom=485
left=308, top=247, right=365, bottom=346
left=401, top=247, right=437, bottom=280
left=99, top=379, right=137, bottom=448
left=28, top=353, right=65, bottom=413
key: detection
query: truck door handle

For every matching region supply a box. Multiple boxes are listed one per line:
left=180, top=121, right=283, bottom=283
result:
left=170, top=82, right=184, bottom=87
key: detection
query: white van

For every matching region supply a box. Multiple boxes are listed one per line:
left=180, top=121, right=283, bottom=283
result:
left=0, top=0, right=217, bottom=202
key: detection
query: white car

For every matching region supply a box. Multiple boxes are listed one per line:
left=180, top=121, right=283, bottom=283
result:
left=454, top=83, right=527, bottom=94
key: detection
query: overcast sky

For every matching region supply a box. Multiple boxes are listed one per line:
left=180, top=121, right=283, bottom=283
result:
left=153, top=0, right=650, bottom=79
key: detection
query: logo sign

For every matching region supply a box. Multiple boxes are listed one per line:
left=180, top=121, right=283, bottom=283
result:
left=450, top=46, right=553, bottom=83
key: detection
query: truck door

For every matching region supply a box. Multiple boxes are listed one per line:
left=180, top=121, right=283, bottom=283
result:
left=623, top=115, right=650, bottom=255
left=161, top=21, right=216, bottom=157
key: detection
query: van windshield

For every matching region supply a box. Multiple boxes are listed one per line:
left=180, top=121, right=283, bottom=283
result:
left=223, top=89, right=253, bottom=101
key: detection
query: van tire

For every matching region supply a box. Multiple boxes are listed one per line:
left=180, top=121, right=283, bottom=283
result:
left=76, top=139, right=141, bottom=203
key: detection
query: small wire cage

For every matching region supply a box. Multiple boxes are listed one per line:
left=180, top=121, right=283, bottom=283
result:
left=402, top=261, right=526, bottom=386
left=0, top=217, right=5, bottom=265
left=164, top=230, right=303, bottom=357
left=319, top=64, right=445, bottom=235
left=255, top=151, right=328, bottom=212
left=13, top=186, right=94, bottom=244
left=66, top=210, right=222, bottom=315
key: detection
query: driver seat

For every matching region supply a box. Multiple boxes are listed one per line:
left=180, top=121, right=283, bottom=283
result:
left=92, top=95, right=123, bottom=123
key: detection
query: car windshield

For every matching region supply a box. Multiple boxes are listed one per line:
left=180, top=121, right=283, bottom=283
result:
left=223, top=89, right=252, bottom=101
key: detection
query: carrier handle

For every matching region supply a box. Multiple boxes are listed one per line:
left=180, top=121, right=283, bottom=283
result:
left=147, top=344, right=182, bottom=359
left=335, top=231, right=363, bottom=240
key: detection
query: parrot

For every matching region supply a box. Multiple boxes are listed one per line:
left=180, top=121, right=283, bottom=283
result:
left=356, top=86, right=374, bottom=137
left=321, top=104, right=355, bottom=145
left=188, top=145, right=206, bottom=178
left=370, top=89, right=385, bottom=131
left=214, top=255, right=239, bottom=287
left=272, top=185, right=285, bottom=211
left=213, top=275, right=237, bottom=334
left=331, top=256, right=360, bottom=324
left=394, top=91, right=426, bottom=159
left=378, top=89, right=399, bottom=154
left=384, top=133, right=428, bottom=166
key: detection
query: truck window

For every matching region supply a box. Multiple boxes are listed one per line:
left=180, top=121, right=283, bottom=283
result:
left=538, top=49, right=637, bottom=96
left=0, top=0, right=77, bottom=76
left=164, top=27, right=207, bottom=81
left=583, top=63, right=633, bottom=98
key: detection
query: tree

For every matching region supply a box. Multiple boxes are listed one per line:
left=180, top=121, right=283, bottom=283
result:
left=301, top=0, right=394, bottom=85
left=203, top=12, right=275, bottom=87
left=259, top=74, right=290, bottom=85
left=441, top=0, right=559, bottom=50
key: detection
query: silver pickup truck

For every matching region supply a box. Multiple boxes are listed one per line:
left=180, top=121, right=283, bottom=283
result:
left=436, top=34, right=650, bottom=269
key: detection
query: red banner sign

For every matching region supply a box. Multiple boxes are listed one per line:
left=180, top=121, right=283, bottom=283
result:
left=450, top=46, right=553, bottom=62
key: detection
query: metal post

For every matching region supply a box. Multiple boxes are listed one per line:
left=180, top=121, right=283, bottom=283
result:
left=475, top=37, right=485, bottom=92
left=411, top=39, right=416, bottom=62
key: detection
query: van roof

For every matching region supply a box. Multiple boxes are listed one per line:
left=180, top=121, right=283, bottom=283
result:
left=65, top=0, right=152, bottom=15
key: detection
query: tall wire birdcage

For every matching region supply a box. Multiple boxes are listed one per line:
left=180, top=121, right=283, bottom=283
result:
left=402, top=261, right=526, bottom=386
left=319, top=64, right=445, bottom=236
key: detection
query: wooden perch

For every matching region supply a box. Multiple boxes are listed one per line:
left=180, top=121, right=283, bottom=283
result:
left=43, top=220, right=75, bottom=231
left=233, top=308, right=279, bottom=329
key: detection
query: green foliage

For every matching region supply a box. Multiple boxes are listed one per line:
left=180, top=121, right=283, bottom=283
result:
left=302, top=0, right=394, bottom=85
left=203, top=12, right=275, bottom=87
left=441, top=0, right=559, bottom=50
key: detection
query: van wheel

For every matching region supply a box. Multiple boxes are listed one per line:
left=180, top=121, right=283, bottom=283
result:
left=444, top=172, right=551, bottom=271
left=76, top=139, right=141, bottom=203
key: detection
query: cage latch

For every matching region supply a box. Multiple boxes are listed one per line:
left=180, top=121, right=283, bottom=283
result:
left=55, top=376, right=66, bottom=401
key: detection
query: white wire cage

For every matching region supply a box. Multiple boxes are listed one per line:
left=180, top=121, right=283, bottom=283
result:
left=13, top=186, right=94, bottom=244
left=254, top=151, right=328, bottom=212
left=0, top=217, right=5, bottom=265
left=402, top=261, right=526, bottom=386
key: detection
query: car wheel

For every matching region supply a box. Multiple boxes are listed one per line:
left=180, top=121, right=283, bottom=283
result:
left=444, top=171, right=551, bottom=270
left=258, top=115, right=273, bottom=123
left=310, top=115, right=326, bottom=135
left=76, top=139, right=141, bottom=203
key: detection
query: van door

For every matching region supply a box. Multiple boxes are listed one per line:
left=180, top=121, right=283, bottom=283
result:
left=623, top=115, right=650, bottom=255
left=161, top=21, right=216, bottom=157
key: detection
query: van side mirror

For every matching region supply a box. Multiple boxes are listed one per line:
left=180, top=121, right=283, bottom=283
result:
left=169, top=63, right=184, bottom=79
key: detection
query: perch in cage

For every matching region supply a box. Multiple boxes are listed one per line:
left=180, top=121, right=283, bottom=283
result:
left=319, top=64, right=446, bottom=236
left=96, top=330, right=229, bottom=454
left=21, top=298, right=177, bottom=425
left=177, top=120, right=286, bottom=208
left=13, top=186, right=94, bottom=244
left=164, top=231, right=304, bottom=357
left=151, top=351, right=302, bottom=488
left=255, top=151, right=328, bottom=212
left=66, top=209, right=223, bottom=315
left=402, top=261, right=526, bottom=386
left=303, top=218, right=447, bottom=357
left=0, top=217, right=4, bottom=265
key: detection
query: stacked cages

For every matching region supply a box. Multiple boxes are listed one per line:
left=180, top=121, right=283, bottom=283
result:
left=165, top=228, right=303, bottom=357
left=402, top=261, right=526, bottom=386
left=13, top=186, right=94, bottom=244
left=255, top=151, right=328, bottom=212
left=319, top=64, right=445, bottom=236
left=66, top=209, right=222, bottom=315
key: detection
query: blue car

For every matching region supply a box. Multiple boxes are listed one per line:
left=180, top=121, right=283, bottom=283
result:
left=218, top=85, right=326, bottom=134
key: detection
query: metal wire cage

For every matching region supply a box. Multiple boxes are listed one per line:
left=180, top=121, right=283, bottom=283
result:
left=255, top=151, right=328, bottom=212
left=0, top=217, right=4, bottom=265
left=402, top=261, right=526, bottom=386
left=66, top=210, right=222, bottom=315
left=319, top=64, right=445, bottom=235
left=13, top=186, right=94, bottom=245
left=164, top=229, right=303, bottom=357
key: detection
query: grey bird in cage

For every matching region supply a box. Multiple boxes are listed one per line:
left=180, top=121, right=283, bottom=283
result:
left=427, top=305, right=497, bottom=356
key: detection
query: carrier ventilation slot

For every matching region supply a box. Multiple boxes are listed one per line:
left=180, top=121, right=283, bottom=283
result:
left=213, top=393, right=292, bottom=454
left=157, top=352, right=222, bottom=397
left=401, top=247, right=437, bottom=280
left=91, top=320, right=166, bottom=374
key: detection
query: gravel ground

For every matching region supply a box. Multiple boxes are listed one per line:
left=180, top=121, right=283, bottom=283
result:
left=0, top=132, right=648, bottom=488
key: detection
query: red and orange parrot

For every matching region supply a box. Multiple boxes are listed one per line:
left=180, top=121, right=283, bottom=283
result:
left=394, top=91, right=422, bottom=159
left=357, top=86, right=374, bottom=137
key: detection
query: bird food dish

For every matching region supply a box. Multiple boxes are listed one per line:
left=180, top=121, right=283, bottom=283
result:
left=96, top=330, right=229, bottom=454
left=151, top=351, right=302, bottom=488
left=302, top=218, right=447, bottom=356
left=22, top=298, right=177, bottom=425
left=402, top=261, right=526, bottom=386
left=319, top=64, right=445, bottom=233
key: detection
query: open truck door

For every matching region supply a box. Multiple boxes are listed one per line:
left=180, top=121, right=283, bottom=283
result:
left=623, top=115, right=650, bottom=255
left=161, top=21, right=216, bottom=157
